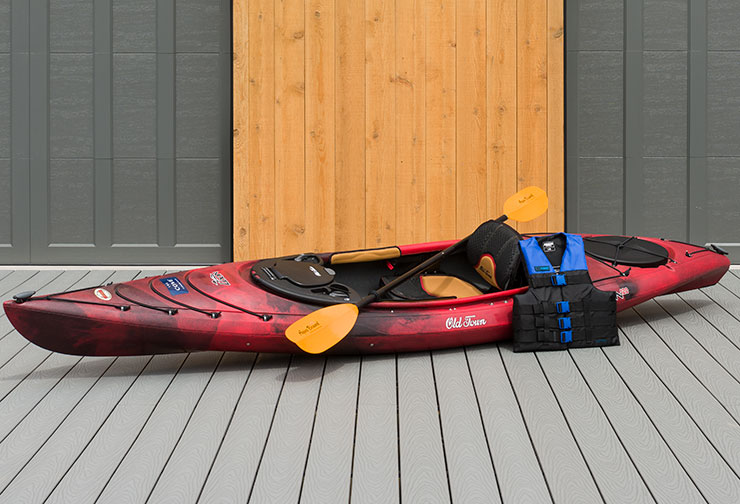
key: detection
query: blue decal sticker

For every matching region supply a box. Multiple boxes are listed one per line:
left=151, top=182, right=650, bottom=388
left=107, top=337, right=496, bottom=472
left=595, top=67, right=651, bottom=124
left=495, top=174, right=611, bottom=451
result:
left=160, top=277, right=188, bottom=295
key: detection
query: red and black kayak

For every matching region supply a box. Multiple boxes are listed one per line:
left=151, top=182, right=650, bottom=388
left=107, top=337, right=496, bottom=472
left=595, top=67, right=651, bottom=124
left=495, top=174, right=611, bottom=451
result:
left=3, top=235, right=730, bottom=356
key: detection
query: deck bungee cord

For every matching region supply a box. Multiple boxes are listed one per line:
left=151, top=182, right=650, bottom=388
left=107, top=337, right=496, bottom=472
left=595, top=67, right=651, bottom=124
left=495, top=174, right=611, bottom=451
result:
left=148, top=279, right=221, bottom=319
left=12, top=285, right=131, bottom=311
left=184, top=273, right=273, bottom=322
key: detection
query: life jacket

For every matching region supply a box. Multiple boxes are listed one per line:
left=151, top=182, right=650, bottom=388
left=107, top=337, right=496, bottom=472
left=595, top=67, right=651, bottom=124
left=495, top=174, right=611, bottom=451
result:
left=512, top=233, right=619, bottom=352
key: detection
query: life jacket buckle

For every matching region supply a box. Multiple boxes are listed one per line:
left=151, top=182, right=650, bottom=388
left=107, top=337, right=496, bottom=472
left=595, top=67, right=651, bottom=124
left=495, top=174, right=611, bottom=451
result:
left=560, top=330, right=572, bottom=343
left=551, top=274, right=566, bottom=286
left=556, top=301, right=570, bottom=313
left=558, top=317, right=572, bottom=330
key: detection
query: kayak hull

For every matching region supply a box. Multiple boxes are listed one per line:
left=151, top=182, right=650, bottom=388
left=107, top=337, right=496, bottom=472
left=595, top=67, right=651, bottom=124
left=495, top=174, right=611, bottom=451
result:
left=3, top=235, right=730, bottom=356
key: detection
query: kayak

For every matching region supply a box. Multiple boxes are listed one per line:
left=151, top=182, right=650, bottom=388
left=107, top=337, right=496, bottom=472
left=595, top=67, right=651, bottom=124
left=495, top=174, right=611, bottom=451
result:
left=3, top=235, right=730, bottom=356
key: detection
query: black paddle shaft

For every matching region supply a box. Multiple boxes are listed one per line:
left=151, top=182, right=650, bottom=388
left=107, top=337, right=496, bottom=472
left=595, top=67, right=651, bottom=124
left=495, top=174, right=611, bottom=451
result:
left=356, top=215, right=507, bottom=309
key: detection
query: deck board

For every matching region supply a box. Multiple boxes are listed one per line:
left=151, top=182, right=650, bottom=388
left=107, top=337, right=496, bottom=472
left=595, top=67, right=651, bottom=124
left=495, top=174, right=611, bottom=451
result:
left=1, top=267, right=740, bottom=503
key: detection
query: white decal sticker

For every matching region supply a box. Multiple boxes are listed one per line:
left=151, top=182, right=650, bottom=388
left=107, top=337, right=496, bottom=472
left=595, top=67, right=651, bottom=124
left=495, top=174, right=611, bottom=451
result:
left=210, top=271, right=231, bottom=286
left=446, top=315, right=487, bottom=330
left=615, top=287, right=630, bottom=300
left=94, top=288, right=112, bottom=301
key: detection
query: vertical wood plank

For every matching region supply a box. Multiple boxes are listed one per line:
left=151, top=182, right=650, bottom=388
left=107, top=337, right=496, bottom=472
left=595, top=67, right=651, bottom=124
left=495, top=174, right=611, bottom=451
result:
left=247, top=0, right=275, bottom=258
left=335, top=0, right=366, bottom=251
left=305, top=0, right=335, bottom=253
left=516, top=0, right=548, bottom=234
left=546, top=0, right=564, bottom=231
left=395, top=0, right=426, bottom=244
left=456, top=0, right=487, bottom=237
left=233, top=0, right=249, bottom=259
left=274, top=0, right=305, bottom=256
left=424, top=0, right=456, bottom=241
left=232, top=0, right=565, bottom=259
left=487, top=0, right=518, bottom=225
left=365, top=0, right=396, bottom=247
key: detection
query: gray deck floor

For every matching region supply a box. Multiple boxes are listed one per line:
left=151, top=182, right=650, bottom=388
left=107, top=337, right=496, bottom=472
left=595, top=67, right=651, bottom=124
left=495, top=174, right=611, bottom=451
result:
left=1, top=267, right=740, bottom=503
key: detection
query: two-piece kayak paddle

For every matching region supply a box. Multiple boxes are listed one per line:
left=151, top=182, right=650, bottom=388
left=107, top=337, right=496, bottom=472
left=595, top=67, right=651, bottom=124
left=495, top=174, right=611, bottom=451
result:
left=285, top=186, right=549, bottom=353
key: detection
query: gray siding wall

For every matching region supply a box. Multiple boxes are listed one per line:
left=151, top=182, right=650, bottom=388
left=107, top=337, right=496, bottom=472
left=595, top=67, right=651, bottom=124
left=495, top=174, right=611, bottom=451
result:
left=567, top=0, right=740, bottom=261
left=0, top=0, right=232, bottom=264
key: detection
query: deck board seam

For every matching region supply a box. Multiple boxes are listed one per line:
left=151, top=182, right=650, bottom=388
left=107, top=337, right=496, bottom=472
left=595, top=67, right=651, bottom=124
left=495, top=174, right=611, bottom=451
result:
left=297, top=357, right=329, bottom=504
left=602, top=336, right=710, bottom=503
left=92, top=351, right=191, bottom=503
left=0, top=355, right=84, bottom=439
left=40, top=355, right=157, bottom=503
left=654, top=295, right=740, bottom=386
left=681, top=290, right=740, bottom=354
left=143, top=352, right=227, bottom=504
left=534, top=352, right=607, bottom=504
left=566, top=348, right=658, bottom=503
left=195, top=352, right=260, bottom=503
left=429, top=352, right=454, bottom=504
left=496, top=345, right=556, bottom=504
left=347, top=356, right=363, bottom=504
left=647, top=298, right=740, bottom=412
left=395, top=354, right=402, bottom=504
left=620, top=317, right=740, bottom=481
left=0, top=357, right=119, bottom=497
left=463, top=347, right=504, bottom=503
left=246, top=354, right=294, bottom=504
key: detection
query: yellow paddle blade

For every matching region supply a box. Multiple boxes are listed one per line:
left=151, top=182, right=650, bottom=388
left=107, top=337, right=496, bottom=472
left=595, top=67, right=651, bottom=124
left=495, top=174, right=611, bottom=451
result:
left=503, top=186, right=548, bottom=222
left=286, top=303, right=360, bottom=354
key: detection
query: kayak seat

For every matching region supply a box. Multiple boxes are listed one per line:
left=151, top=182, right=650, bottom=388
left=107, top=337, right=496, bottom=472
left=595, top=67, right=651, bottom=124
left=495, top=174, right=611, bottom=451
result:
left=381, top=274, right=483, bottom=300
left=467, top=220, right=523, bottom=291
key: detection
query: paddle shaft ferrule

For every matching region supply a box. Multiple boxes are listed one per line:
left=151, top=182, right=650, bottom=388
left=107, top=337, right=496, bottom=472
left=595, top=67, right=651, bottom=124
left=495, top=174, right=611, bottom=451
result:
left=356, top=214, right=508, bottom=309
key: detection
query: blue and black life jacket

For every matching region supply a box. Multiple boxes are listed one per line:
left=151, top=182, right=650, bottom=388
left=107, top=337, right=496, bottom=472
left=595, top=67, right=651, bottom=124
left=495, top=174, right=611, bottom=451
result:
left=512, top=233, right=618, bottom=351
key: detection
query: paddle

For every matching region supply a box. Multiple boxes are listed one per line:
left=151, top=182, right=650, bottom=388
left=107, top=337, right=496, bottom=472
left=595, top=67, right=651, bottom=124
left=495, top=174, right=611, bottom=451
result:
left=286, top=186, right=549, bottom=353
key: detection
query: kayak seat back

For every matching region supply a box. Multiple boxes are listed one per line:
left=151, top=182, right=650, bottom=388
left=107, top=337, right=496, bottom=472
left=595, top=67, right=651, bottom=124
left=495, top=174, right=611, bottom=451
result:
left=467, top=220, right=523, bottom=291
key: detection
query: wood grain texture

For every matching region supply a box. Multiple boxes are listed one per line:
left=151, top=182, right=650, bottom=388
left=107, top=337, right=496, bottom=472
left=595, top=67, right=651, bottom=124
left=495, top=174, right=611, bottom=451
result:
left=0, top=355, right=152, bottom=502
left=608, top=317, right=740, bottom=503
left=456, top=0, right=487, bottom=237
left=424, top=0, right=456, bottom=241
left=334, top=0, right=366, bottom=250
left=146, top=352, right=256, bottom=504
left=198, top=354, right=291, bottom=504
left=516, top=0, right=548, bottom=234
left=397, top=352, right=450, bottom=503
left=274, top=0, right=306, bottom=256
left=679, top=285, right=740, bottom=353
left=487, top=0, right=518, bottom=227
left=546, top=0, right=564, bottom=231
left=232, top=0, right=249, bottom=259
left=300, top=356, right=360, bottom=504
left=305, top=0, right=335, bottom=253
left=537, top=350, right=654, bottom=503
left=500, top=346, right=603, bottom=503
left=621, top=307, right=740, bottom=477
left=351, top=355, right=399, bottom=504
left=247, top=0, right=275, bottom=259
left=432, top=349, right=501, bottom=503
left=44, top=354, right=187, bottom=504
left=655, top=291, right=740, bottom=383
left=0, top=356, right=117, bottom=491
left=248, top=355, right=325, bottom=503
left=232, top=0, right=565, bottom=259
left=641, top=297, right=740, bottom=422
left=466, top=345, right=552, bottom=504
left=570, top=347, right=705, bottom=504
left=365, top=0, right=396, bottom=247
left=95, top=352, right=224, bottom=504
left=395, top=0, right=426, bottom=245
